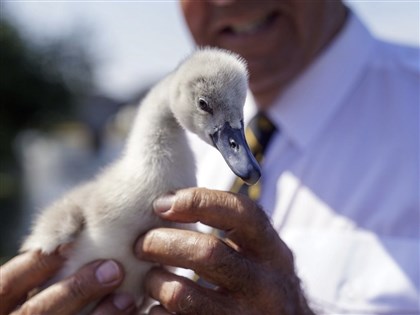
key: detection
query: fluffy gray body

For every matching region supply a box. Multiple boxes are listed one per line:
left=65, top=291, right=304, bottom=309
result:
left=21, top=48, right=251, bottom=311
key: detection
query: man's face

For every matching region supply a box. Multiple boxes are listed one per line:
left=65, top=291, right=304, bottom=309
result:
left=180, top=0, right=346, bottom=106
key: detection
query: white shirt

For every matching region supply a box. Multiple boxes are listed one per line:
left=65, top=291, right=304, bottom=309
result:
left=188, top=13, right=420, bottom=314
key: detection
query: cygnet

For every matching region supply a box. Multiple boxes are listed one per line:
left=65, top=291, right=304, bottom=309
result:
left=21, top=48, right=261, bottom=312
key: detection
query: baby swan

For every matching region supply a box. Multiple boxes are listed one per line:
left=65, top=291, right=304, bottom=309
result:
left=21, top=48, right=260, bottom=312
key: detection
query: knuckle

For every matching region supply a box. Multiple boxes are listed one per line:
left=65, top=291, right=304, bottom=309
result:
left=228, top=193, right=262, bottom=225
left=166, top=281, right=195, bottom=313
left=181, top=187, right=214, bottom=211
left=197, top=235, right=224, bottom=266
left=235, top=193, right=264, bottom=216
left=227, top=191, right=244, bottom=210
left=142, top=230, right=158, bottom=254
left=189, top=188, right=208, bottom=210
left=174, top=188, right=201, bottom=214
left=67, top=275, right=92, bottom=301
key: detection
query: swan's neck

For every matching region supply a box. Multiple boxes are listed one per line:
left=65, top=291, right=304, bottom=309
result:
left=123, top=75, right=192, bottom=171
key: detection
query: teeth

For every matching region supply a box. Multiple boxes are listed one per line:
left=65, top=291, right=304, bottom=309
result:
left=230, top=16, right=267, bottom=35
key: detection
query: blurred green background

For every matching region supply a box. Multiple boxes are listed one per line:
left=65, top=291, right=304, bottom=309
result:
left=0, top=16, right=94, bottom=260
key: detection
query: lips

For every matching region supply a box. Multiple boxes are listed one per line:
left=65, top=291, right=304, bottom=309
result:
left=213, top=10, right=282, bottom=55
left=220, top=12, right=279, bottom=36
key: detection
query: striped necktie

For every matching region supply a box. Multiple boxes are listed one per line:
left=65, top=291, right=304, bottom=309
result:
left=230, top=112, right=277, bottom=201
left=194, top=113, right=277, bottom=286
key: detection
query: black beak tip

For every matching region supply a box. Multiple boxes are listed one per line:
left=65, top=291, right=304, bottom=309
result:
left=211, top=122, right=262, bottom=186
left=238, top=165, right=261, bottom=186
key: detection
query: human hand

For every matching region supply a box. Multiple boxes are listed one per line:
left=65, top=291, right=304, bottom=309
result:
left=136, top=188, right=314, bottom=315
left=0, top=249, right=137, bottom=315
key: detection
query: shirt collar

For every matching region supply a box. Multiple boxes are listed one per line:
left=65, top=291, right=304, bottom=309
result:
left=265, top=13, right=375, bottom=151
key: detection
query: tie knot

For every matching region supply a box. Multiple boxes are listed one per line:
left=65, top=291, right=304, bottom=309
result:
left=246, top=112, right=277, bottom=158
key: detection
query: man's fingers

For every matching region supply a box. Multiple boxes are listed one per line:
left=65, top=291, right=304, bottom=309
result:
left=144, top=267, right=234, bottom=315
left=148, top=305, right=172, bottom=315
left=136, top=229, right=257, bottom=293
left=10, top=260, right=124, bottom=315
left=153, top=188, right=289, bottom=262
left=91, top=292, right=136, bottom=315
left=0, top=250, right=65, bottom=315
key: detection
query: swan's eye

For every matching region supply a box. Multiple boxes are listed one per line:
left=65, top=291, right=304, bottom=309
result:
left=198, top=98, right=213, bottom=115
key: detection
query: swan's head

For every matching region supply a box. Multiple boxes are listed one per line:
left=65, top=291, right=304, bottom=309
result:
left=170, top=48, right=261, bottom=185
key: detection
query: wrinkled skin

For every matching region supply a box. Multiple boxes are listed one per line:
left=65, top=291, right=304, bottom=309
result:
left=138, top=188, right=313, bottom=315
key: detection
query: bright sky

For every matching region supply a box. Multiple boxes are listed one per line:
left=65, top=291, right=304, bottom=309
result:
left=3, top=1, right=419, bottom=100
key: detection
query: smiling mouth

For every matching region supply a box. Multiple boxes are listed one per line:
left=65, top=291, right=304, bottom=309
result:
left=221, top=12, right=279, bottom=36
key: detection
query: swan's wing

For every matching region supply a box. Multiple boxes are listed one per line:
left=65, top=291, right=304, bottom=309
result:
left=20, top=183, right=91, bottom=254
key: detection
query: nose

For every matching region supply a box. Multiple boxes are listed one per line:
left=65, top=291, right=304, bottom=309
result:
left=207, top=0, right=235, bottom=6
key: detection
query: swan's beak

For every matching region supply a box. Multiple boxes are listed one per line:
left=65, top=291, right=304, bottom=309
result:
left=211, top=122, right=261, bottom=185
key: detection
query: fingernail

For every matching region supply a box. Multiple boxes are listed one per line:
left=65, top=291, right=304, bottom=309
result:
left=95, top=260, right=121, bottom=284
left=153, top=193, right=175, bottom=213
left=113, top=292, right=135, bottom=310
